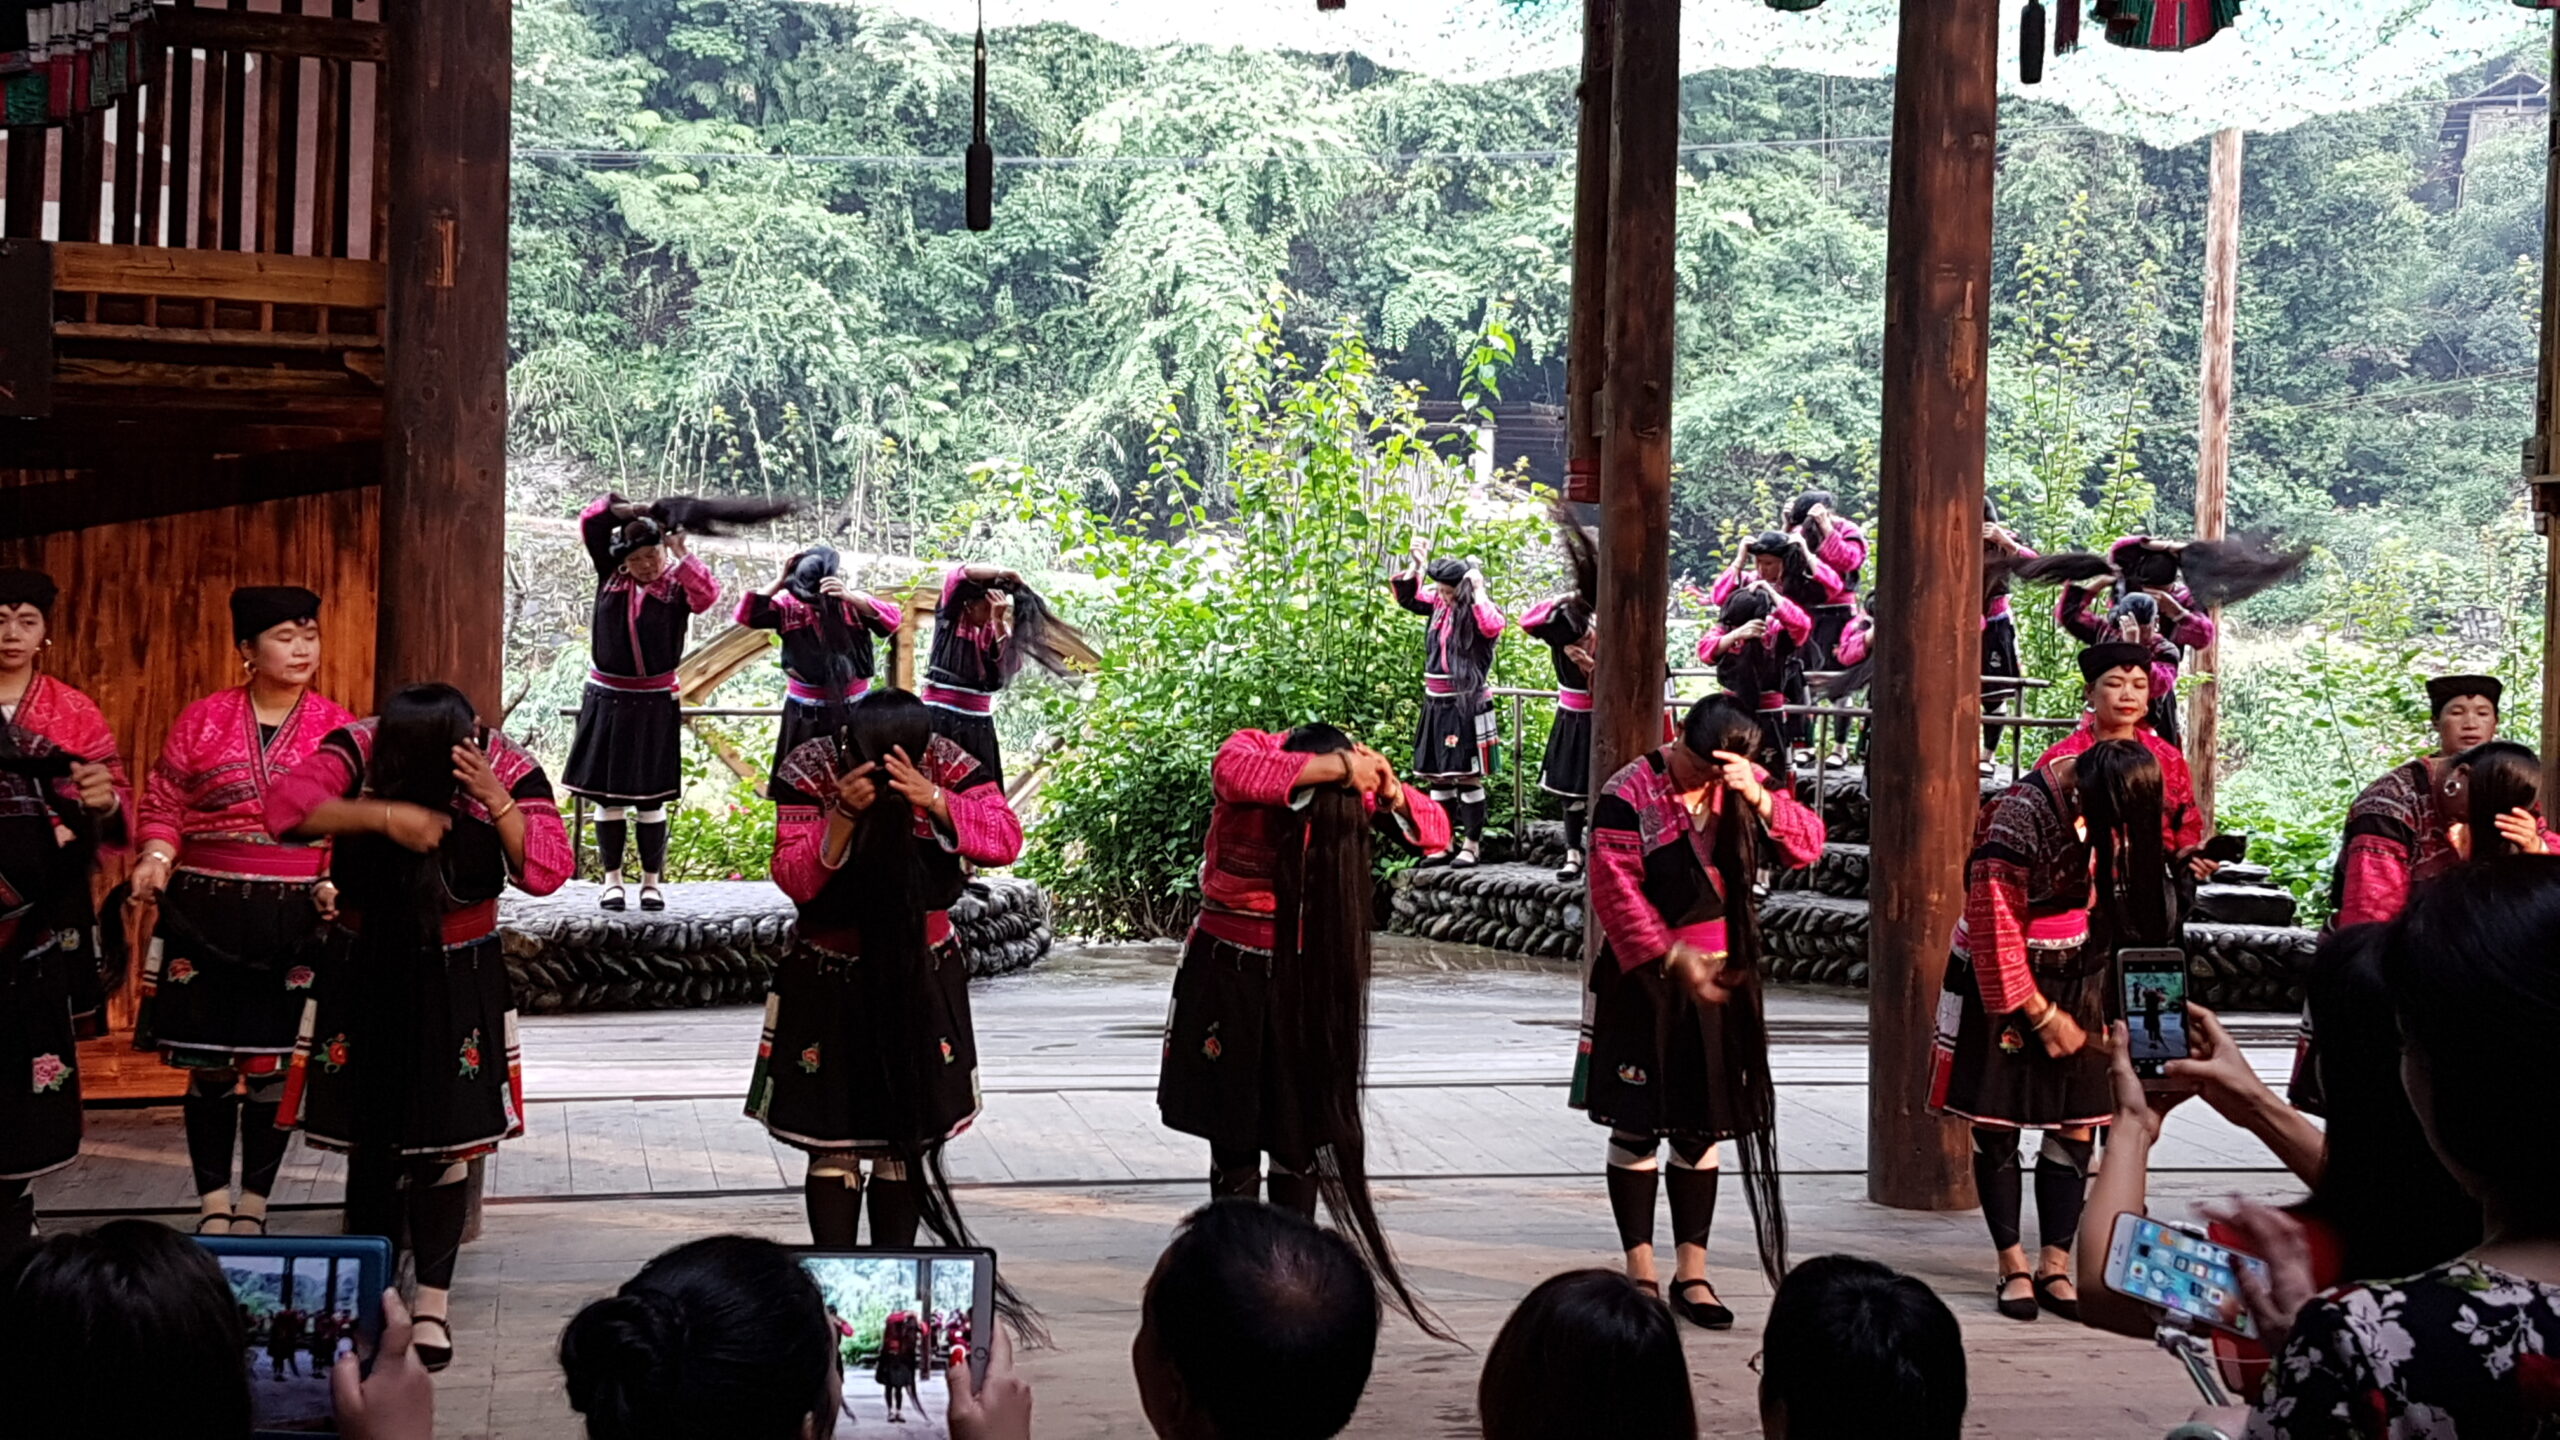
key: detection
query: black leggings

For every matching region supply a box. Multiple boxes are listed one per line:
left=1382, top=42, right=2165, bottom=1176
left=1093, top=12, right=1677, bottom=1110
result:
left=344, top=1155, right=473, bottom=1291
left=1971, top=1125, right=2094, bottom=1255
left=184, top=1070, right=293, bottom=1199
left=1211, top=1145, right=1318, bottom=1218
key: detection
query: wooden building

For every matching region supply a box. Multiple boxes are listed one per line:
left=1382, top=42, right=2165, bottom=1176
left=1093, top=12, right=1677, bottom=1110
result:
left=2, top=0, right=508, bottom=802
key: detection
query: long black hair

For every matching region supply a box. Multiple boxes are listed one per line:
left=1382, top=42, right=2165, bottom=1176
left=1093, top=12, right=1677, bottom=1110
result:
left=2174, top=533, right=2307, bottom=607
left=1717, top=582, right=1776, bottom=635
left=2073, top=738, right=2174, bottom=957
left=997, top=583, right=1100, bottom=680
left=1555, top=501, right=1600, bottom=611
left=2298, top=927, right=2479, bottom=1281
left=1747, top=530, right=1816, bottom=597
left=2450, top=740, right=2542, bottom=862
left=1480, top=1270, right=1695, bottom=1440
left=337, top=683, right=487, bottom=954
left=1675, top=694, right=1790, bottom=1284
left=560, top=1235, right=838, bottom=1440
left=1268, top=723, right=1449, bottom=1339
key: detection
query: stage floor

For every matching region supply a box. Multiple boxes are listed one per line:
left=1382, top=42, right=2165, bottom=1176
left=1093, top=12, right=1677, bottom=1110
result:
left=52, top=939, right=2302, bottom=1437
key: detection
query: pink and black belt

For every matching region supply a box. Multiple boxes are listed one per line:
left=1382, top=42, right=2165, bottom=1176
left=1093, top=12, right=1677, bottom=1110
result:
left=586, top=669, right=679, bottom=694
left=922, top=684, right=995, bottom=716
left=1756, top=690, right=1788, bottom=713
left=1556, top=686, right=1593, bottom=713
left=785, top=676, right=871, bottom=706
left=175, top=836, right=329, bottom=882
left=1424, top=675, right=1482, bottom=701
left=1950, top=908, right=2090, bottom=959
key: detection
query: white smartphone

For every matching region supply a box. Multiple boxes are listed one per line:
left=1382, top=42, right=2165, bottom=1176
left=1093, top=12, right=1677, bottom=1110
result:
left=2104, top=1211, right=2270, bottom=1339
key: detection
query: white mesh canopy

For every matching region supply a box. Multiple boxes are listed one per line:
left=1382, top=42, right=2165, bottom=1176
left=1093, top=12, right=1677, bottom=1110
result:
left=859, top=0, right=2545, bottom=145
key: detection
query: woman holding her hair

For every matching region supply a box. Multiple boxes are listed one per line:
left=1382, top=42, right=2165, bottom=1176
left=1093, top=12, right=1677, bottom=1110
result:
left=1394, top=559, right=1505, bottom=867
left=924, top=564, right=1095, bottom=793
left=1931, top=730, right=2176, bottom=1324
left=128, top=586, right=355, bottom=1239
left=1696, top=584, right=1812, bottom=777
left=738, top=546, right=902, bottom=793
left=1577, top=694, right=1822, bottom=1329
left=264, top=683, right=573, bottom=1372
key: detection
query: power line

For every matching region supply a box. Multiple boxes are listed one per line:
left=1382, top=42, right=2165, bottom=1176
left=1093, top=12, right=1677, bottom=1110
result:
left=2234, top=368, right=2533, bottom=422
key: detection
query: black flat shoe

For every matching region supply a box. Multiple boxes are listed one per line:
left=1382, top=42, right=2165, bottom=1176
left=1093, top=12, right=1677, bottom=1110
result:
left=1449, top=848, right=1480, bottom=870
left=2034, top=1271, right=2080, bottom=1322
left=412, top=1315, right=454, bottom=1373
left=639, top=884, right=666, bottom=912
left=1669, top=1278, right=1734, bottom=1330
left=1554, top=861, right=1585, bottom=884
left=1996, top=1271, right=2038, bottom=1321
left=599, top=884, right=626, bottom=912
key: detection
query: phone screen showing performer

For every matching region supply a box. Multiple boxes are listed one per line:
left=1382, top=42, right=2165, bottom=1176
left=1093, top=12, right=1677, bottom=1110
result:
left=798, top=1247, right=998, bottom=1438
left=198, top=1235, right=392, bottom=1437
left=2104, top=1212, right=2270, bottom=1339
left=2117, top=947, right=2190, bottom=1078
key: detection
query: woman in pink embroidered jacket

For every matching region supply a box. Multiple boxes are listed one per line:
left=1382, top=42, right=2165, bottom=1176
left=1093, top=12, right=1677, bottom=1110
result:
left=1575, top=695, right=1823, bottom=1333
left=1696, top=582, right=1812, bottom=777
left=128, top=586, right=356, bottom=1239
left=263, top=682, right=572, bottom=1373
left=1394, top=558, right=1506, bottom=867
left=748, top=690, right=1022, bottom=1265
left=1929, top=737, right=2176, bottom=1326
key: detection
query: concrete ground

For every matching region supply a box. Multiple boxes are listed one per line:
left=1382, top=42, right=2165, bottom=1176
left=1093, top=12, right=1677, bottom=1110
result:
left=61, top=937, right=2296, bottom=1438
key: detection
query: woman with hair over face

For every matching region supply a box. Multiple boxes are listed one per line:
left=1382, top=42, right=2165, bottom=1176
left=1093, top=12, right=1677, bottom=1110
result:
left=1576, top=694, right=1822, bottom=1330
left=265, top=682, right=574, bottom=1372
left=738, top=546, right=903, bottom=794
left=749, top=690, right=1020, bottom=1274
left=560, top=1234, right=841, bottom=1440
left=1157, top=721, right=1452, bottom=1337
left=1479, top=1269, right=1696, bottom=1440
left=1932, top=735, right=2175, bottom=1324
left=129, top=586, right=356, bottom=1240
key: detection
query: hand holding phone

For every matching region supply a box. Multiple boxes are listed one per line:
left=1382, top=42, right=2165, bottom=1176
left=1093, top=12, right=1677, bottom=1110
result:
left=797, top=1246, right=999, bottom=1439
left=197, top=1234, right=392, bottom=1436
left=2103, top=1213, right=2271, bottom=1339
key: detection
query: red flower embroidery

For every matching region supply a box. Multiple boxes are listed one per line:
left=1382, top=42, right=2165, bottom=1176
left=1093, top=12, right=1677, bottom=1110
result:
left=167, top=957, right=197, bottom=985
left=1998, top=1025, right=2026, bottom=1056
left=285, top=966, right=316, bottom=991
left=1202, top=1023, right=1223, bottom=1062
left=457, top=1028, right=484, bottom=1080
left=29, top=1053, right=70, bottom=1094
left=322, top=1035, right=350, bottom=1072
left=939, top=1038, right=955, bottom=1065
left=799, top=1043, right=822, bottom=1074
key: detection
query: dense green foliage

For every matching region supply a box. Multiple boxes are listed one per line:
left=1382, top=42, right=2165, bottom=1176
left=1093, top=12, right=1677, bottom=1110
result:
left=508, top=0, right=2552, bottom=924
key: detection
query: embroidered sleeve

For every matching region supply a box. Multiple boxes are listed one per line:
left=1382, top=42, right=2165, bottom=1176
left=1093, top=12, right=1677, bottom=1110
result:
left=50, top=688, right=131, bottom=850
left=504, top=758, right=573, bottom=898
left=1707, top=566, right=1742, bottom=606
left=1813, top=520, right=1867, bottom=580
left=579, top=492, right=625, bottom=579
left=1211, top=730, right=1312, bottom=808
left=137, top=707, right=197, bottom=850
left=2056, top=582, right=2106, bottom=643
left=1832, top=619, right=1870, bottom=667
left=1770, top=596, right=1813, bottom=647
left=673, top=553, right=720, bottom=614
left=1761, top=777, right=1826, bottom=870
left=2334, top=834, right=2412, bottom=929
left=941, top=774, right=1023, bottom=868
left=737, top=591, right=782, bottom=630
left=1590, top=791, right=1673, bottom=972
left=1964, top=787, right=2050, bottom=1015
left=1468, top=592, right=1506, bottom=640
left=1519, top=597, right=1561, bottom=636
left=1389, top=787, right=1453, bottom=856
left=2241, top=1294, right=2383, bottom=1440
left=771, top=802, right=834, bottom=903
left=856, top=593, right=904, bottom=635
left=1698, top=625, right=1728, bottom=663
left=1390, top=573, right=1434, bottom=618
left=2157, top=744, right=2207, bottom=854
left=263, top=737, right=361, bottom=840
left=2168, top=599, right=2216, bottom=650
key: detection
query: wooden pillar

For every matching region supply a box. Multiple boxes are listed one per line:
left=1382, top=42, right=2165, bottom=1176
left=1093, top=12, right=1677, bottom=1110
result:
left=1866, top=0, right=1998, bottom=1211
left=1562, top=0, right=1614, bottom=505
left=2187, top=127, right=2242, bottom=831
left=1589, top=0, right=1678, bottom=816
left=377, top=0, right=510, bottom=718
left=2535, top=21, right=2560, bottom=800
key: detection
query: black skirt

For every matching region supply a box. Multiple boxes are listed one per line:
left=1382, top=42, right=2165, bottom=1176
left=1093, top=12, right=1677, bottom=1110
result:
left=138, top=871, right=327, bottom=1067
left=1539, top=706, right=1593, bottom=799
left=1157, top=929, right=1293, bottom=1156
left=1572, top=945, right=1773, bottom=1141
left=1928, top=950, right=2113, bottom=1129
left=1805, top=604, right=1855, bottom=674
left=874, top=1353, right=917, bottom=1390
left=1413, top=693, right=1495, bottom=782
left=768, top=698, right=835, bottom=802
left=0, top=937, right=85, bottom=1181
left=748, top=935, right=980, bottom=1154
left=929, top=711, right=1005, bottom=794
left=281, top=931, right=523, bottom=1162
left=563, top=684, right=683, bottom=805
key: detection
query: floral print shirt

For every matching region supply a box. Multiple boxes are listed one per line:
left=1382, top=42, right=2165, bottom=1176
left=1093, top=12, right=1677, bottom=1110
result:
left=2246, top=1261, right=2560, bottom=1440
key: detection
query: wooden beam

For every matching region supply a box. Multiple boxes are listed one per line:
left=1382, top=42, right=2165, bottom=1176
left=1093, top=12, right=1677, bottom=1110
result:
left=156, top=7, right=388, bottom=64
left=1867, top=0, right=1998, bottom=1212
left=53, top=356, right=373, bottom=395
left=379, top=0, right=512, bottom=718
left=54, top=321, right=383, bottom=350
left=53, top=243, right=385, bottom=312
left=2535, top=20, right=2560, bottom=805
left=1590, top=0, right=1676, bottom=826
left=2187, top=127, right=2243, bottom=830
left=1562, top=0, right=1613, bottom=505
left=0, top=442, right=379, bottom=540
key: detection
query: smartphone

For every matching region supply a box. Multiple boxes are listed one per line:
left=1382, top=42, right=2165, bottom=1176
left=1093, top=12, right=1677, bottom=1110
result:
left=2104, top=1212, right=2270, bottom=1339
left=798, top=1246, right=999, bottom=1438
left=197, top=1234, right=393, bottom=1437
left=2118, top=947, right=2190, bottom=1078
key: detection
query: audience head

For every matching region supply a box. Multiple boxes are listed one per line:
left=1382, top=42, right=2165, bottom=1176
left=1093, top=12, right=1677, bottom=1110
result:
left=1133, top=1200, right=1379, bottom=1440
left=1759, top=1255, right=1965, bottom=1440
left=0, top=1219, right=252, bottom=1439
left=1478, top=1269, right=1694, bottom=1440
left=1282, top=722, right=1356, bottom=757
left=560, top=1234, right=840, bottom=1440
left=2383, top=857, right=2560, bottom=1212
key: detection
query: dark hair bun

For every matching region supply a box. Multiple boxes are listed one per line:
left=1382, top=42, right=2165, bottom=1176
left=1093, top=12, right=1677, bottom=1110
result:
left=561, top=1290, right=686, bottom=1434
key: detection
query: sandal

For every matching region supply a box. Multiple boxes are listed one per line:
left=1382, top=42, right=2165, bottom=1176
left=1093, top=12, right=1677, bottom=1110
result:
left=227, top=1214, right=268, bottom=1236
left=1555, top=856, right=1586, bottom=884
left=412, top=1314, right=454, bottom=1373
left=1669, top=1277, right=1734, bottom=1331
left=1995, top=1271, right=2038, bottom=1322
left=639, top=884, right=666, bottom=913
left=1449, top=847, right=1480, bottom=871
left=2034, top=1271, right=2080, bottom=1322
left=598, top=883, right=626, bottom=912
left=194, top=1213, right=233, bottom=1236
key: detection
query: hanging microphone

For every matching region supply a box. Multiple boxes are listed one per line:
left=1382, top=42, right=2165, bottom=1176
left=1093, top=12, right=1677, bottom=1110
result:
left=2020, top=0, right=2047, bottom=84
left=966, top=2, right=994, bottom=232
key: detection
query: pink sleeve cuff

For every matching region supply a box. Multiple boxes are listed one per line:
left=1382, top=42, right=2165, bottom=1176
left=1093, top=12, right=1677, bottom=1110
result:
left=1773, top=598, right=1813, bottom=645
left=941, top=565, right=969, bottom=612
left=1764, top=788, right=1827, bottom=869
left=771, top=806, right=832, bottom=903
left=579, top=493, right=616, bottom=522
left=2172, top=611, right=2216, bottom=649
left=264, top=750, right=357, bottom=839
left=1708, top=570, right=1741, bottom=605
left=864, top=597, right=905, bottom=635
left=512, top=800, right=574, bottom=897
left=1592, top=829, right=1673, bottom=971
left=676, top=554, right=720, bottom=613
left=1519, top=598, right=1558, bottom=630
left=1396, top=789, right=1453, bottom=855
left=1471, top=597, right=1506, bottom=639
left=945, top=784, right=1025, bottom=868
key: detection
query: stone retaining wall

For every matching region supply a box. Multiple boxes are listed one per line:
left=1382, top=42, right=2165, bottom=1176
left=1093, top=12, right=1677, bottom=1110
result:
left=498, top=878, right=1053, bottom=1014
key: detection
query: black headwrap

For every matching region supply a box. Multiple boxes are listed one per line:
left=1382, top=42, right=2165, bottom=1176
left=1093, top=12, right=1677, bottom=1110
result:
left=0, top=568, right=58, bottom=614
left=2427, top=675, right=2502, bottom=717
left=1425, top=558, right=1469, bottom=586
left=785, top=546, right=840, bottom=605
left=1746, top=530, right=1792, bottom=557
left=1785, top=490, right=1835, bottom=529
left=230, top=586, right=322, bottom=643
left=2078, top=642, right=2153, bottom=684
left=608, top=516, right=664, bottom=562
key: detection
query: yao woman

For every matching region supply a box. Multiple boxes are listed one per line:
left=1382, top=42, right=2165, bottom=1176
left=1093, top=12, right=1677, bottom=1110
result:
left=1577, top=694, right=1820, bottom=1330
left=130, top=586, right=355, bottom=1238
left=1394, top=558, right=1505, bottom=867
left=264, top=683, right=572, bottom=1371
left=923, top=563, right=1094, bottom=792
left=1520, top=517, right=1599, bottom=883
left=738, top=546, right=902, bottom=793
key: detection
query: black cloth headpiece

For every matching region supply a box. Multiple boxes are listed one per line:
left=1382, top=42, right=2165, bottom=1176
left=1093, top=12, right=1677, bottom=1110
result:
left=2078, top=642, right=2153, bottom=684
left=1746, top=530, right=1792, bottom=557
left=2427, top=675, right=2502, bottom=717
left=1425, top=559, right=1468, bottom=586
left=0, top=568, right=58, bottom=614
left=230, top=586, right=322, bottom=643
left=787, top=546, right=841, bottom=605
